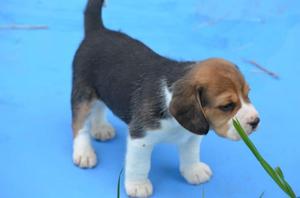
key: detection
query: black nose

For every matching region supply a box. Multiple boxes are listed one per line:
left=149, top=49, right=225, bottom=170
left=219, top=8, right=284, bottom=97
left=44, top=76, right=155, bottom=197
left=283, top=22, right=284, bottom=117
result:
left=249, top=117, right=260, bottom=129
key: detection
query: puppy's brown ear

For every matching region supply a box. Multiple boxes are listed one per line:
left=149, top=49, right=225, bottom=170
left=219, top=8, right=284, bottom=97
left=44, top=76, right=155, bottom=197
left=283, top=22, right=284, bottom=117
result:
left=169, top=80, right=209, bottom=135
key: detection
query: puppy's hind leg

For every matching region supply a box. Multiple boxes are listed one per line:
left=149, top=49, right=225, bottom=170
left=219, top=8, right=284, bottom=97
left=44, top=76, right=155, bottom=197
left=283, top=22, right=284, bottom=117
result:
left=90, top=100, right=116, bottom=141
left=71, top=87, right=97, bottom=168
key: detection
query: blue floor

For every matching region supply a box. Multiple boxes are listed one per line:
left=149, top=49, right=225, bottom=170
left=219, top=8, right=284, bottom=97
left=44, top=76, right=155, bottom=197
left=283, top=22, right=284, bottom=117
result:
left=1, top=0, right=300, bottom=197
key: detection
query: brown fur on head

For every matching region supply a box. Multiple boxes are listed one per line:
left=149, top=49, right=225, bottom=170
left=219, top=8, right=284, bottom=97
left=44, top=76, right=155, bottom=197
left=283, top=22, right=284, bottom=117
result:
left=170, top=58, right=259, bottom=140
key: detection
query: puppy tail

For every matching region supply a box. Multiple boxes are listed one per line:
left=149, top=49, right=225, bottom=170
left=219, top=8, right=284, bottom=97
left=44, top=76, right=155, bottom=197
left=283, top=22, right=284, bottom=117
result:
left=84, top=0, right=105, bottom=35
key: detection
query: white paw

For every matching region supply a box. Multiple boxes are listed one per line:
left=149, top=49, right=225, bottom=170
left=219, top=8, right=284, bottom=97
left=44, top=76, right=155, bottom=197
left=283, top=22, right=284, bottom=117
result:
left=73, top=144, right=97, bottom=168
left=180, top=162, right=212, bottom=185
left=91, top=123, right=115, bottom=141
left=125, top=179, right=153, bottom=198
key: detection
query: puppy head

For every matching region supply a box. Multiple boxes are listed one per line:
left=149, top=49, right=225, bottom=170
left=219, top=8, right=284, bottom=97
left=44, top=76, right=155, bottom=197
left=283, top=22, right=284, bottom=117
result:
left=169, top=58, right=259, bottom=140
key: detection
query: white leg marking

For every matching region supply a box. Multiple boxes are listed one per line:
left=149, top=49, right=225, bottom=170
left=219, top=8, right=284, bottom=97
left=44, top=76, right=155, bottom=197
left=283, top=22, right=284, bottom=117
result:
left=125, top=136, right=153, bottom=198
left=179, top=136, right=212, bottom=184
left=90, top=100, right=115, bottom=141
left=73, top=125, right=97, bottom=168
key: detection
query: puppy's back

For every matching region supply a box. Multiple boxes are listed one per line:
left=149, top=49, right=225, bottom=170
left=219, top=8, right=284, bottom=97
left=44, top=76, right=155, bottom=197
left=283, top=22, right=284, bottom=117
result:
left=72, top=0, right=188, bottom=123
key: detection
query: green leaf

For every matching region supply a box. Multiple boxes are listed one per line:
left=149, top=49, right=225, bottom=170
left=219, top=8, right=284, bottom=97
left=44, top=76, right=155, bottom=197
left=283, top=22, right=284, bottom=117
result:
left=275, top=167, right=284, bottom=179
left=233, top=119, right=297, bottom=198
left=117, top=168, right=123, bottom=198
left=283, top=180, right=297, bottom=198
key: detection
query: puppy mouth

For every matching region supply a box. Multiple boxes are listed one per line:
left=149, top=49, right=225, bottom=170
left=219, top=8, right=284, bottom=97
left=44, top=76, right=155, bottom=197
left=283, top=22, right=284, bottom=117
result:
left=252, top=124, right=260, bottom=131
left=226, top=124, right=257, bottom=141
left=227, top=135, right=241, bottom=141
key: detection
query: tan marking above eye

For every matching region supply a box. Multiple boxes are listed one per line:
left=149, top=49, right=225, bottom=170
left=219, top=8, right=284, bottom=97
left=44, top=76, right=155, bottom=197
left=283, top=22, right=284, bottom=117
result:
left=213, top=92, right=238, bottom=107
left=241, top=84, right=251, bottom=102
left=243, top=84, right=250, bottom=94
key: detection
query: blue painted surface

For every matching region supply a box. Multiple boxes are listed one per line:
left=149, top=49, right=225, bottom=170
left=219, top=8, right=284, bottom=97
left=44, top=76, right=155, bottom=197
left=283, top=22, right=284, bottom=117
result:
left=1, top=0, right=300, bottom=197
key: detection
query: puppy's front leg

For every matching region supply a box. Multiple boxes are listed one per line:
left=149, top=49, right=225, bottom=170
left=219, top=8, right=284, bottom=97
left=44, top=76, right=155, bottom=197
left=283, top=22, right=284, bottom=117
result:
left=178, top=135, right=212, bottom=185
left=125, top=136, right=153, bottom=198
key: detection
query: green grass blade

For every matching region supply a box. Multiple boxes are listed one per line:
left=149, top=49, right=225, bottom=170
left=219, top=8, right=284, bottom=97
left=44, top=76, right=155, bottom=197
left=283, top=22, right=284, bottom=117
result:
left=275, top=167, right=284, bottom=179
left=282, top=179, right=297, bottom=198
left=233, top=119, right=293, bottom=196
left=117, top=168, right=123, bottom=198
left=233, top=119, right=297, bottom=198
left=233, top=120, right=290, bottom=193
left=274, top=166, right=294, bottom=194
left=233, top=120, right=262, bottom=160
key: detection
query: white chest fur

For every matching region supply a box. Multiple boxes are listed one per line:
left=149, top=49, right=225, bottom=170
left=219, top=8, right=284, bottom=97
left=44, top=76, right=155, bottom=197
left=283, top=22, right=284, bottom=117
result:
left=129, top=84, right=200, bottom=147
left=145, top=118, right=197, bottom=145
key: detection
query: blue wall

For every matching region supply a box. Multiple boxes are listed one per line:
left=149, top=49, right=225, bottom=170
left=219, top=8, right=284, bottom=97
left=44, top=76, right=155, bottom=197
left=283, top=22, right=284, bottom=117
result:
left=0, top=0, right=299, bottom=197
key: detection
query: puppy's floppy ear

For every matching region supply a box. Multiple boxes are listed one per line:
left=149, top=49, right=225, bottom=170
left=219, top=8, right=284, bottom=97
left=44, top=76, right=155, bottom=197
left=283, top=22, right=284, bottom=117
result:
left=169, top=79, right=209, bottom=135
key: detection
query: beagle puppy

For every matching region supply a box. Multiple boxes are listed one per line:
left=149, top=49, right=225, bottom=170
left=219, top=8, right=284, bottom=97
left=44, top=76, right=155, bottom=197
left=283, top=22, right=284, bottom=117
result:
left=71, top=0, right=260, bottom=197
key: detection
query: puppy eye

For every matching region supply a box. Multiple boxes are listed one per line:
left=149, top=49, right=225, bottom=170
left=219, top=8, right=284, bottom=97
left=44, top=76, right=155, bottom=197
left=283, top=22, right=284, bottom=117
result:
left=219, top=102, right=235, bottom=112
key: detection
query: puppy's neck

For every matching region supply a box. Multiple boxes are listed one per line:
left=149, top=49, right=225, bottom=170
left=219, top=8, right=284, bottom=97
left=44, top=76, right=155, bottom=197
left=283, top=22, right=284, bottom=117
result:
left=164, top=61, right=196, bottom=88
